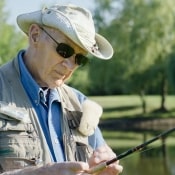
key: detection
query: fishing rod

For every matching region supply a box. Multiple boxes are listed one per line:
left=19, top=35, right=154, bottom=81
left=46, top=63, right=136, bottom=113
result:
left=87, top=127, right=175, bottom=174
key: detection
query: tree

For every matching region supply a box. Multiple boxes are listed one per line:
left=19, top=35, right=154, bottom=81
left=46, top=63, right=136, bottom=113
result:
left=0, top=0, right=27, bottom=65
left=89, top=0, right=175, bottom=111
left=67, top=66, right=91, bottom=94
left=167, top=50, right=175, bottom=91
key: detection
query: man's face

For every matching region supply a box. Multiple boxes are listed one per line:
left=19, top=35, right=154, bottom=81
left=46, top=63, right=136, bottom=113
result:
left=25, top=25, right=87, bottom=88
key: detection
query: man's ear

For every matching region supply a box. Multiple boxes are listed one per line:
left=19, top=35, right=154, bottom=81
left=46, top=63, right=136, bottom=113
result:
left=28, top=24, right=40, bottom=43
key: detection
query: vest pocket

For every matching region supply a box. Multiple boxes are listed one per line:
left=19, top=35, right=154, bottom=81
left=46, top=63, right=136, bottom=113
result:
left=0, top=115, right=41, bottom=172
left=75, top=142, right=93, bottom=162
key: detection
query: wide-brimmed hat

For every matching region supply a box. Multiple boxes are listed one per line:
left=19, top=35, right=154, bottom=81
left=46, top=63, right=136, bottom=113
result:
left=17, top=4, right=113, bottom=59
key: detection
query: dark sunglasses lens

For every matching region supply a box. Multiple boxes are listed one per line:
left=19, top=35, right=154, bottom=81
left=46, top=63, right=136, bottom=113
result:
left=75, top=54, right=89, bottom=66
left=56, top=43, right=74, bottom=58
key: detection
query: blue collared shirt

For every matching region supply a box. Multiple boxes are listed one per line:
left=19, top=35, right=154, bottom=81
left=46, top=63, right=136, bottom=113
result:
left=18, top=50, right=105, bottom=162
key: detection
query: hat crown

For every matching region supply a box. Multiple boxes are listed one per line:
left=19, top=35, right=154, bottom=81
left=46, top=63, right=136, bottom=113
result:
left=44, top=5, right=96, bottom=49
left=52, top=4, right=94, bottom=31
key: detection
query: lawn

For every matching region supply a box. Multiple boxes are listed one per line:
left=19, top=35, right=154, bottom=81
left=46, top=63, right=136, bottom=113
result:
left=89, top=95, right=175, bottom=150
left=89, top=95, right=175, bottom=119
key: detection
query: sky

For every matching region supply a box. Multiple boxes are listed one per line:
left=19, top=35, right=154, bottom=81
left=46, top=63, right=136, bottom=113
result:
left=5, top=0, right=95, bottom=30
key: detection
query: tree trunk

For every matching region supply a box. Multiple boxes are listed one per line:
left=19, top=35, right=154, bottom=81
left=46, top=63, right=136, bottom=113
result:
left=140, top=90, right=146, bottom=114
left=160, top=74, right=168, bottom=112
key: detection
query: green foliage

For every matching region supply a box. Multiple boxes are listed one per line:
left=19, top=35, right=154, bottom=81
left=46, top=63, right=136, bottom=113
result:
left=167, top=51, right=175, bottom=89
left=88, top=0, right=175, bottom=95
left=67, top=66, right=91, bottom=94
left=0, top=0, right=27, bottom=65
left=0, top=25, right=27, bottom=64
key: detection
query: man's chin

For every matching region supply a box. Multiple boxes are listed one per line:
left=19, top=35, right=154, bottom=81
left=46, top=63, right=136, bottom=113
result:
left=56, top=79, right=64, bottom=87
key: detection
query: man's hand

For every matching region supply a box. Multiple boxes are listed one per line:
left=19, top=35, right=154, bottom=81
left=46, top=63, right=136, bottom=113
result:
left=88, top=144, right=123, bottom=175
left=2, top=145, right=123, bottom=175
left=2, top=162, right=90, bottom=175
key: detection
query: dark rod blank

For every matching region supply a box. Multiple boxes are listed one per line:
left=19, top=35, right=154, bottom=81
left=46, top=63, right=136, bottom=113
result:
left=87, top=127, right=175, bottom=174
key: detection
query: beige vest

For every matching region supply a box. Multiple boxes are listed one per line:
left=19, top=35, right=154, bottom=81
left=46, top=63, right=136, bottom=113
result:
left=0, top=57, right=102, bottom=173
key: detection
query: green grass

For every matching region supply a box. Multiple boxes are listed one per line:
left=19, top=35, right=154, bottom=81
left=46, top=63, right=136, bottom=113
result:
left=89, top=95, right=175, bottom=149
left=89, top=95, right=175, bottom=118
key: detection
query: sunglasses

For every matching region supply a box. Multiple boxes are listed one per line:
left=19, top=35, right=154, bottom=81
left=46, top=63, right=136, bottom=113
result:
left=40, top=27, right=89, bottom=66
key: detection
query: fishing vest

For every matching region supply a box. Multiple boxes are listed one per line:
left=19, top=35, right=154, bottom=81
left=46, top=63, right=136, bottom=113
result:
left=0, top=56, right=102, bottom=173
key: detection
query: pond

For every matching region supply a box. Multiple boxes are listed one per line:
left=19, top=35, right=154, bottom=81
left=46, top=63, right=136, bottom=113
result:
left=118, top=145, right=175, bottom=175
left=103, top=130, right=175, bottom=175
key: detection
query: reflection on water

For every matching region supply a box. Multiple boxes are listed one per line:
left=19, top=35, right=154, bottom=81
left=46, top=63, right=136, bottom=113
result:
left=119, top=147, right=175, bottom=175
left=112, top=131, right=175, bottom=175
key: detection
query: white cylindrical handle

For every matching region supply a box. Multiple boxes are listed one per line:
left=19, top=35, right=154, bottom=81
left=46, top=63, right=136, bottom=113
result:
left=86, top=162, right=107, bottom=174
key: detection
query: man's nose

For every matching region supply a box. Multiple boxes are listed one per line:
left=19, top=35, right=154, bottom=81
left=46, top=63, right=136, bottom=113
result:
left=62, top=57, right=77, bottom=70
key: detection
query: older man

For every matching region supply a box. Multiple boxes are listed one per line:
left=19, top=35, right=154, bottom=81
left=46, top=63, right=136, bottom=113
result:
left=0, top=4, right=123, bottom=175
